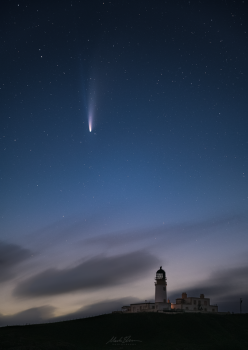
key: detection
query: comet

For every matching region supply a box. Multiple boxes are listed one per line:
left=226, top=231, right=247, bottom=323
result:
left=88, top=108, right=93, bottom=132
left=89, top=115, right=92, bottom=132
left=88, top=92, right=95, bottom=132
left=87, top=79, right=96, bottom=132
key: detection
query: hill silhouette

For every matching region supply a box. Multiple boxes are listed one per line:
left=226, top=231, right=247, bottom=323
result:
left=0, top=313, right=248, bottom=349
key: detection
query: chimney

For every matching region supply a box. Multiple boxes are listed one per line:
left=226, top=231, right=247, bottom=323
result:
left=182, top=292, right=187, bottom=299
left=200, top=294, right=204, bottom=299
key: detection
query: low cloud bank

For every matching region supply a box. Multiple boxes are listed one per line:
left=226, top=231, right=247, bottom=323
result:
left=14, top=250, right=159, bottom=297
left=0, top=305, right=55, bottom=327
left=53, top=297, right=141, bottom=321
left=0, top=241, right=32, bottom=283
left=0, top=298, right=140, bottom=327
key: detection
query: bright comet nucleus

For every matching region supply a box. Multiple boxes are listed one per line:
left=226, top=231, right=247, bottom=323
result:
left=88, top=113, right=93, bottom=132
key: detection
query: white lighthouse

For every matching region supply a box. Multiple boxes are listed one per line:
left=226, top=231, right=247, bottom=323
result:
left=121, top=266, right=218, bottom=313
left=155, top=266, right=167, bottom=303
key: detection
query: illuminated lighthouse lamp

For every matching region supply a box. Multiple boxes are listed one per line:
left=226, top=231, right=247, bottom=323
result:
left=156, top=267, right=165, bottom=280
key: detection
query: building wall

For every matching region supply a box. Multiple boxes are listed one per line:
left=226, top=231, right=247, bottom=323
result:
left=125, top=299, right=217, bottom=313
left=130, top=303, right=156, bottom=313
left=155, top=281, right=167, bottom=303
left=155, top=302, right=171, bottom=311
left=171, top=296, right=218, bottom=313
left=128, top=302, right=171, bottom=313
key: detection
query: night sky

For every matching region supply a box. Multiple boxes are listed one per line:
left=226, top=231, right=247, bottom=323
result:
left=1, top=0, right=248, bottom=324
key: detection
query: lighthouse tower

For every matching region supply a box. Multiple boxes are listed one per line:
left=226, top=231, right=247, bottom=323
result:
left=155, top=266, right=167, bottom=303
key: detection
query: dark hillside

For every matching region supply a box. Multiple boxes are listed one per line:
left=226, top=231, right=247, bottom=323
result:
left=0, top=313, right=248, bottom=350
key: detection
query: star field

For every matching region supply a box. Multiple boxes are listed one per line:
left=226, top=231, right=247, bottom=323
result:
left=0, top=0, right=248, bottom=323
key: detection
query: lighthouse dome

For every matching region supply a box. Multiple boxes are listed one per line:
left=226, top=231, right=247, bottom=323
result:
left=156, top=266, right=165, bottom=280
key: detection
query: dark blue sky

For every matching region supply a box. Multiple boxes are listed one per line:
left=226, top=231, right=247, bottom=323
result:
left=1, top=0, right=248, bottom=323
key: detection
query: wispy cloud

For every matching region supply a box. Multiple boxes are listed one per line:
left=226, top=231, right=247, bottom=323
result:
left=81, top=212, right=248, bottom=248
left=0, top=241, right=32, bottom=283
left=22, top=210, right=248, bottom=254
left=13, top=250, right=159, bottom=297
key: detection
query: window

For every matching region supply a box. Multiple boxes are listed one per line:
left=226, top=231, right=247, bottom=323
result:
left=163, top=287, right=166, bottom=291
left=212, top=309, right=215, bottom=312
left=194, top=300, right=196, bottom=305
left=204, top=301, right=207, bottom=306
left=204, top=308, right=207, bottom=311
left=186, top=307, right=188, bottom=310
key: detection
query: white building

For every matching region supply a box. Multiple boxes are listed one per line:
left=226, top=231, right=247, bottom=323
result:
left=121, top=267, right=218, bottom=314
left=171, top=292, right=218, bottom=313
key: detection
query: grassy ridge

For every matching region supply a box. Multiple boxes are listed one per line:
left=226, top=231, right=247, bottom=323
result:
left=0, top=313, right=248, bottom=349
